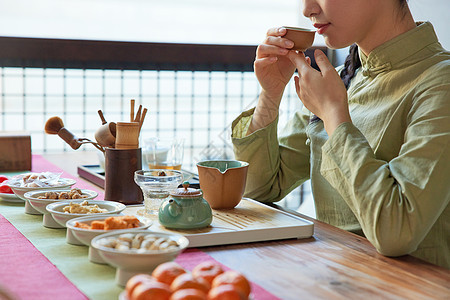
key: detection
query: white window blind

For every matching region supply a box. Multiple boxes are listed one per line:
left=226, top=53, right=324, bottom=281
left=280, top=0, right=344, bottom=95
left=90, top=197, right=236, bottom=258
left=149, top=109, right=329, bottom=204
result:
left=0, top=0, right=327, bottom=46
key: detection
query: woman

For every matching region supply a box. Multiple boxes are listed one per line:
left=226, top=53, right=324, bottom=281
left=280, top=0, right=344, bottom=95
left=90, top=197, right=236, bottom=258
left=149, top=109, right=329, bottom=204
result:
left=231, top=0, right=449, bottom=268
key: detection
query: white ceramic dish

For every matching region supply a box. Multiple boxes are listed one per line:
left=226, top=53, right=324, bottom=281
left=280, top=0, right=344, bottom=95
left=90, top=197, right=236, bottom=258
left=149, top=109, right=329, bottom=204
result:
left=9, top=178, right=76, bottom=215
left=24, top=189, right=98, bottom=228
left=66, top=214, right=152, bottom=263
left=46, top=199, right=126, bottom=229
left=118, top=290, right=255, bottom=300
left=0, top=192, right=21, bottom=203
left=91, top=229, right=189, bottom=286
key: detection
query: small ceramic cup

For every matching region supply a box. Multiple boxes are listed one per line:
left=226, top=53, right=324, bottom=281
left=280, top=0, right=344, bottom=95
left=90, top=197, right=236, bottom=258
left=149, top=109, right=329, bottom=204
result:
left=283, top=26, right=316, bottom=51
left=197, top=160, right=249, bottom=209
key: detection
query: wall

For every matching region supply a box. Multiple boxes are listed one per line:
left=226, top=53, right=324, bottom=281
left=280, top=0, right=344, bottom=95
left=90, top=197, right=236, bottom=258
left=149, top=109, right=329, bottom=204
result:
left=334, top=0, right=449, bottom=65
left=0, top=0, right=304, bottom=45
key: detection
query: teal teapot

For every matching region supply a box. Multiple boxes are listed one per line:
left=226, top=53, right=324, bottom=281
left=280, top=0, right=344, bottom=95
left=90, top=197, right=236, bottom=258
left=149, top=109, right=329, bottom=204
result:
left=158, top=181, right=213, bottom=229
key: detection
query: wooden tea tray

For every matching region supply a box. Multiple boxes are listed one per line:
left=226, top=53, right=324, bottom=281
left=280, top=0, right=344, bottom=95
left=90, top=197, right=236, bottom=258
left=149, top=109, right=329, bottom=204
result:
left=124, top=198, right=314, bottom=247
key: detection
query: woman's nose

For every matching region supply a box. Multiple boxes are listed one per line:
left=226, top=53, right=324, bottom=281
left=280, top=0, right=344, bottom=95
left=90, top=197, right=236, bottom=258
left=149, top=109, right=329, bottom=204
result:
left=302, top=0, right=320, bottom=18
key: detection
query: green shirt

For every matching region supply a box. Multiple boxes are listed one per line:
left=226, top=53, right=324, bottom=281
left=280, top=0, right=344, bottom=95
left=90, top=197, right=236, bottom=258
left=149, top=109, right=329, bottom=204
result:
left=231, top=22, right=450, bottom=268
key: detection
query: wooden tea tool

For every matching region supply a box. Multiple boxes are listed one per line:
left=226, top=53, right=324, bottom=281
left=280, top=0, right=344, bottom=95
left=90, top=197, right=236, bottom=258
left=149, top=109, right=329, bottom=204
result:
left=45, top=116, right=105, bottom=152
left=94, top=110, right=116, bottom=148
left=115, top=122, right=140, bottom=149
left=138, top=108, right=147, bottom=133
left=130, top=99, right=135, bottom=122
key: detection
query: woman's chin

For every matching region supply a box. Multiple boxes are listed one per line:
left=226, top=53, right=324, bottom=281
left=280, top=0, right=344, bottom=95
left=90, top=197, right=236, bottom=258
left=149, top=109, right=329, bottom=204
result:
left=324, top=38, right=354, bottom=50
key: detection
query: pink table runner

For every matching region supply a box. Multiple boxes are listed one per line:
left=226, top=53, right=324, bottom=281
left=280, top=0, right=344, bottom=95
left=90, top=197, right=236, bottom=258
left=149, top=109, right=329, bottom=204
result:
left=0, top=214, right=88, bottom=300
left=0, top=155, right=279, bottom=300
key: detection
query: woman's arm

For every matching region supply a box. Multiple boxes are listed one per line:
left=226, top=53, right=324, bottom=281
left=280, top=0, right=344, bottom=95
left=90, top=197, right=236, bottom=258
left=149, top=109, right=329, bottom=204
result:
left=246, top=27, right=297, bottom=135
left=232, top=108, right=311, bottom=202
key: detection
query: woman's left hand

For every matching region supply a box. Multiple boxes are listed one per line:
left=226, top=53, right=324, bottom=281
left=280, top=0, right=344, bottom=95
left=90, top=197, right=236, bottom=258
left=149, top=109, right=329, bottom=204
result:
left=288, top=49, right=351, bottom=135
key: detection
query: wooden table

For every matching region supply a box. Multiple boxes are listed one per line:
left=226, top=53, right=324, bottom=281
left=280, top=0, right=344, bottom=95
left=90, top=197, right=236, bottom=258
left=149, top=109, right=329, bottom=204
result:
left=40, top=152, right=450, bottom=299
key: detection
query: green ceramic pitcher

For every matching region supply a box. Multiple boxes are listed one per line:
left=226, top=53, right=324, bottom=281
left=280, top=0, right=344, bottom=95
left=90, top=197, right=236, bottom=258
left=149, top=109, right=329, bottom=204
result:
left=158, top=181, right=212, bottom=229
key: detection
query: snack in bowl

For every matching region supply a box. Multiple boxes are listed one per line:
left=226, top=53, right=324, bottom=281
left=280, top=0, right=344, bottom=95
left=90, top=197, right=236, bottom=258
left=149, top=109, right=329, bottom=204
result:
left=74, top=215, right=140, bottom=230
left=24, top=188, right=98, bottom=228
left=46, top=199, right=126, bottom=228
left=8, top=172, right=77, bottom=214
left=8, top=172, right=67, bottom=188
left=0, top=175, right=13, bottom=194
left=37, top=188, right=88, bottom=200
left=91, top=230, right=189, bottom=286
left=210, top=270, right=251, bottom=299
left=63, top=200, right=108, bottom=214
left=66, top=215, right=152, bottom=263
left=0, top=183, right=13, bottom=194
left=97, top=232, right=181, bottom=253
left=152, top=261, right=187, bottom=285
left=192, top=261, right=224, bottom=285
left=123, top=261, right=251, bottom=300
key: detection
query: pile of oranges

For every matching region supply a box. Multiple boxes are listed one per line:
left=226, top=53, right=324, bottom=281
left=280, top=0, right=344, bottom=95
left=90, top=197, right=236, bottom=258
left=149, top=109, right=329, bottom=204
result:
left=125, top=260, right=251, bottom=300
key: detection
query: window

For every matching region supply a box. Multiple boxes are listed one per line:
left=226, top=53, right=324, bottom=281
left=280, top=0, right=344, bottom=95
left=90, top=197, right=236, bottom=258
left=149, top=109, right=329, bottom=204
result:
left=0, top=0, right=326, bottom=46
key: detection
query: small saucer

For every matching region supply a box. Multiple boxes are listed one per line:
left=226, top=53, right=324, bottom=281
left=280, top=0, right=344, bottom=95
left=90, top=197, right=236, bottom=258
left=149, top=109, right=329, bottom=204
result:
left=0, top=192, right=23, bottom=203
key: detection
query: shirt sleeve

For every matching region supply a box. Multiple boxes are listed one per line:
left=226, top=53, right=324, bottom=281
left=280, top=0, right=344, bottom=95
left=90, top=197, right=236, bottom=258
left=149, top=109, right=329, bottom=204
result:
left=320, top=65, right=450, bottom=257
left=231, top=107, right=311, bottom=202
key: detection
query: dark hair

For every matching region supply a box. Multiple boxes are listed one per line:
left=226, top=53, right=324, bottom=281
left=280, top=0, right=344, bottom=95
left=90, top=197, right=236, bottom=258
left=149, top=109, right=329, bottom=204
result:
left=339, top=44, right=361, bottom=90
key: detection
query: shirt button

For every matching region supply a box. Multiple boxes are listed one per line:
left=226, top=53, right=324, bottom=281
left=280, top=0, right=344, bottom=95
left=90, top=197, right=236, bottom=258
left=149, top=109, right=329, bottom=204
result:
left=305, top=138, right=311, bottom=146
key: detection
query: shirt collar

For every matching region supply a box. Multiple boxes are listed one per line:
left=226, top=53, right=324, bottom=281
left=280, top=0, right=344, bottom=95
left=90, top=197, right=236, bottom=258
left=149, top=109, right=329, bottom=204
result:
left=359, top=22, right=439, bottom=77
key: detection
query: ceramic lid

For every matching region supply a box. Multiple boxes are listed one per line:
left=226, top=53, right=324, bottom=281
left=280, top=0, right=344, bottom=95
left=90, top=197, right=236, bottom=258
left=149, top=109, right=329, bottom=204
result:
left=170, top=181, right=202, bottom=198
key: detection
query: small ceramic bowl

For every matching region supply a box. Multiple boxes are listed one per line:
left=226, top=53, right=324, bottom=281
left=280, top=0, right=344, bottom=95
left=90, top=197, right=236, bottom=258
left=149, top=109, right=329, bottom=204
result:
left=283, top=26, right=316, bottom=51
left=91, top=229, right=189, bottom=286
left=66, top=214, right=153, bottom=263
left=46, top=199, right=126, bottom=229
left=9, top=178, right=77, bottom=215
left=24, top=189, right=98, bottom=228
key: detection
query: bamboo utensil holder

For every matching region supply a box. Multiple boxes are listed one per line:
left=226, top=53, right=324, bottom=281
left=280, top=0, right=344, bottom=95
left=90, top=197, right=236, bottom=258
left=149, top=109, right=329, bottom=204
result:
left=115, top=122, right=140, bottom=149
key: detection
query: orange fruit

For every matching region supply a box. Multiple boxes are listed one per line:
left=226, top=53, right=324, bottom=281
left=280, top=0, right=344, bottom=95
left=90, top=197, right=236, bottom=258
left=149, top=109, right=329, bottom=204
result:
left=211, top=271, right=251, bottom=298
left=170, top=273, right=210, bottom=294
left=130, top=280, right=172, bottom=300
left=169, top=288, right=208, bottom=300
left=126, top=274, right=154, bottom=299
left=207, top=284, right=246, bottom=300
left=152, top=262, right=187, bottom=285
left=192, top=261, right=224, bottom=285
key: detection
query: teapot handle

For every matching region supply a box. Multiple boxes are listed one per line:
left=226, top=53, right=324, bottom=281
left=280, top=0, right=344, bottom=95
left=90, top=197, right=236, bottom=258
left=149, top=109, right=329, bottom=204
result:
left=168, top=199, right=181, bottom=217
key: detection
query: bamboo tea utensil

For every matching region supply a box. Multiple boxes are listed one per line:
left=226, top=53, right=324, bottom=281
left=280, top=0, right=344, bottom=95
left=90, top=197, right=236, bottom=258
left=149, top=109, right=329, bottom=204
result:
left=134, top=105, right=142, bottom=123
left=139, top=108, right=147, bottom=133
left=130, top=99, right=135, bottom=122
left=95, top=110, right=116, bottom=148
left=115, top=122, right=140, bottom=149
left=45, top=116, right=105, bottom=152
left=98, top=110, right=107, bottom=125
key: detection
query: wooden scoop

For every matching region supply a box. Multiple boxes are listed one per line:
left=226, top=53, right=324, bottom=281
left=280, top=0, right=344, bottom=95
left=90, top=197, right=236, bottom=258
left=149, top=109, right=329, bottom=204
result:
left=95, top=110, right=116, bottom=148
left=44, top=116, right=105, bottom=152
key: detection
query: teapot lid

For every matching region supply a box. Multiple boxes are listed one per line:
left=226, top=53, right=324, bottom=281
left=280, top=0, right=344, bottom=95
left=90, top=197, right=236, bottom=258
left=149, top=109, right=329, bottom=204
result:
left=170, top=181, right=203, bottom=198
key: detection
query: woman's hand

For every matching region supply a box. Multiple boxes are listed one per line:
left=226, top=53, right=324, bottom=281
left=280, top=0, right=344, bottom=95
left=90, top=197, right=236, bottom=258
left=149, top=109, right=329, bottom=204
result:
left=288, top=49, right=351, bottom=135
left=254, top=27, right=296, bottom=102
left=246, top=27, right=297, bottom=135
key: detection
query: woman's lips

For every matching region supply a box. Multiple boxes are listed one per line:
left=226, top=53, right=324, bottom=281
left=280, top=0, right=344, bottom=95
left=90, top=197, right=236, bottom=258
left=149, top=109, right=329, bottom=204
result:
left=313, top=23, right=330, bottom=35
